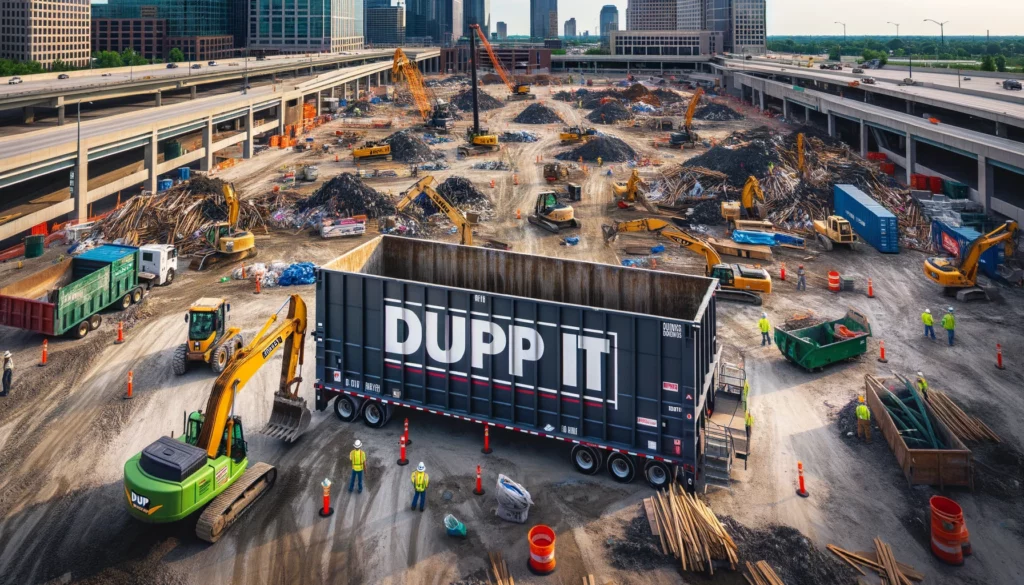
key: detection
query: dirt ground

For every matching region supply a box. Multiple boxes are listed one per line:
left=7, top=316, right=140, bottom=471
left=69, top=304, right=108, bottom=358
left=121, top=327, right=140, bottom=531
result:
left=1, top=80, right=1022, bottom=585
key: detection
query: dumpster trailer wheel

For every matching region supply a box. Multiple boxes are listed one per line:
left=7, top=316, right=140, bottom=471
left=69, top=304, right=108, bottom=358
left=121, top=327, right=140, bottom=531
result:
left=607, top=453, right=636, bottom=483
left=72, top=320, right=90, bottom=339
left=362, top=401, right=390, bottom=429
left=571, top=445, right=603, bottom=475
left=132, top=287, right=143, bottom=304
left=88, top=314, right=102, bottom=331
left=120, top=293, right=132, bottom=310
left=163, top=268, right=175, bottom=286
left=643, top=460, right=671, bottom=490
left=334, top=395, right=362, bottom=422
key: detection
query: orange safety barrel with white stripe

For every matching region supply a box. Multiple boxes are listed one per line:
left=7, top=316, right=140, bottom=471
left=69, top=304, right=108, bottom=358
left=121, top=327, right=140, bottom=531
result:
left=930, top=496, right=967, bottom=565
left=527, top=525, right=556, bottom=575
left=828, top=271, right=841, bottom=292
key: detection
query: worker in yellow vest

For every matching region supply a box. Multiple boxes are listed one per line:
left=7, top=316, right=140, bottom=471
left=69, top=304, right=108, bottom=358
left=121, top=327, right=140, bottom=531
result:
left=921, top=309, right=935, bottom=340
left=742, top=379, right=750, bottom=410
left=745, top=410, right=754, bottom=443
left=855, top=396, right=871, bottom=443
left=758, top=312, right=772, bottom=347
left=349, top=440, right=366, bottom=493
left=411, top=462, right=429, bottom=512
left=916, top=372, right=929, bottom=402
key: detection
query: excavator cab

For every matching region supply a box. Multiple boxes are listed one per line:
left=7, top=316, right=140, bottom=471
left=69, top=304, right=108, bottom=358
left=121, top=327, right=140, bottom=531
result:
left=710, top=265, right=736, bottom=287
left=529, top=192, right=581, bottom=233
left=175, top=298, right=244, bottom=375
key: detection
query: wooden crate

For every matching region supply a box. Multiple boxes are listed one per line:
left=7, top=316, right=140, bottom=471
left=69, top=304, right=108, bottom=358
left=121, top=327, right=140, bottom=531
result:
left=865, top=375, right=973, bottom=489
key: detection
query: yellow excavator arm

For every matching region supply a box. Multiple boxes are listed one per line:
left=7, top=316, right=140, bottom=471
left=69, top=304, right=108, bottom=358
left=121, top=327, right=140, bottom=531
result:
left=196, top=294, right=308, bottom=457
left=612, top=169, right=648, bottom=202
left=396, top=176, right=474, bottom=246
left=224, top=183, right=240, bottom=229
left=603, top=218, right=722, bottom=275
left=741, top=176, right=764, bottom=210
left=392, top=48, right=432, bottom=122
left=684, top=87, right=704, bottom=132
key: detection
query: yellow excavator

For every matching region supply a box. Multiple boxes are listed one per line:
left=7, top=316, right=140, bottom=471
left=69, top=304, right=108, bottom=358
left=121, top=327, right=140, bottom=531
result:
left=190, top=183, right=258, bottom=270
left=924, top=221, right=1018, bottom=301
left=352, top=140, right=393, bottom=162
left=529, top=191, right=582, bottom=233
left=123, top=294, right=312, bottom=542
left=396, top=176, right=476, bottom=246
left=721, top=176, right=768, bottom=230
left=657, top=87, right=704, bottom=149
left=173, top=298, right=245, bottom=375
left=560, top=126, right=597, bottom=144
left=612, top=169, right=648, bottom=203
left=603, top=218, right=772, bottom=304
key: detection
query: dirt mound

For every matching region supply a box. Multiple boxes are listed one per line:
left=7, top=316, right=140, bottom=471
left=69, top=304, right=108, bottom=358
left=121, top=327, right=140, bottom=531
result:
left=451, top=89, right=503, bottom=112
left=513, top=103, right=563, bottom=124
left=297, top=173, right=396, bottom=217
left=580, top=90, right=623, bottom=108
left=623, top=83, right=652, bottom=100
left=437, top=177, right=489, bottom=206
left=553, top=90, right=575, bottom=102
left=652, top=88, right=684, bottom=104
left=587, top=101, right=633, bottom=124
left=722, top=517, right=857, bottom=585
left=688, top=198, right=725, bottom=225
left=695, top=102, right=744, bottom=121
left=480, top=73, right=503, bottom=84
left=385, top=129, right=441, bottom=163
left=556, top=136, right=636, bottom=163
left=684, top=136, right=780, bottom=185
left=607, top=516, right=675, bottom=571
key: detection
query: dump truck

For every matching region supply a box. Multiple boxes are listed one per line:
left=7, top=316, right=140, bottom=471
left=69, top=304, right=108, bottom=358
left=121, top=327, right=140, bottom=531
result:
left=774, top=310, right=871, bottom=371
left=313, top=236, right=720, bottom=490
left=0, top=244, right=175, bottom=338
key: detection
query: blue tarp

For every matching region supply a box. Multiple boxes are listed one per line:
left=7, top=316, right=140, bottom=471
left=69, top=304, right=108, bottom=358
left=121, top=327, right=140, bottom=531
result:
left=773, top=232, right=806, bottom=247
left=731, top=230, right=806, bottom=248
left=279, top=262, right=316, bottom=286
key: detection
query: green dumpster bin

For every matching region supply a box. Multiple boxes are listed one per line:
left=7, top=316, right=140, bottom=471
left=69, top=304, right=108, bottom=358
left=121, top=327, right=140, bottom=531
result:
left=24, top=234, right=45, bottom=258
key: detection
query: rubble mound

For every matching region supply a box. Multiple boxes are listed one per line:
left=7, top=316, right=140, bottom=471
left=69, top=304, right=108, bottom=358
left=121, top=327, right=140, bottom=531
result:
left=344, top=101, right=373, bottom=114
left=425, top=75, right=469, bottom=87
left=722, top=517, right=856, bottom=585
left=695, top=102, right=743, bottom=121
left=608, top=516, right=674, bottom=571
left=587, top=101, right=634, bottom=124
left=623, top=83, right=652, bottom=100
left=553, top=90, right=575, bottom=102
left=556, top=136, right=636, bottom=163
left=297, top=173, right=396, bottom=217
left=451, top=89, right=504, bottom=112
left=437, top=177, right=489, bottom=206
left=480, top=73, right=503, bottom=84
left=652, top=88, right=684, bottom=104
left=687, top=199, right=725, bottom=225
left=684, top=136, right=779, bottom=185
left=513, top=103, right=563, bottom=124
left=580, top=90, right=624, bottom=108
left=500, top=131, right=539, bottom=143
left=385, top=129, right=441, bottom=163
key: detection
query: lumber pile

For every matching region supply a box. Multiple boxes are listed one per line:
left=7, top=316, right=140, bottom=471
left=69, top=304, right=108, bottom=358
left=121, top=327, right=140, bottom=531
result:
left=488, top=552, right=514, bottom=585
left=828, top=540, right=924, bottom=584
left=928, top=391, right=1001, bottom=443
left=644, top=486, right=738, bottom=574
left=744, top=560, right=787, bottom=585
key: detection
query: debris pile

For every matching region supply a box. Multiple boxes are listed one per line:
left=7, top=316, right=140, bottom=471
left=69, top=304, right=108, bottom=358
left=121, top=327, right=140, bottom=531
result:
left=652, top=88, right=684, bottom=104
left=828, top=540, right=924, bottom=584
left=553, top=90, right=575, bottom=101
left=556, top=136, right=637, bottom=163
left=579, top=89, right=625, bottom=108
left=422, top=133, right=454, bottom=145
left=644, top=487, right=738, bottom=573
left=723, top=517, right=855, bottom=585
left=623, top=83, right=661, bottom=106
left=473, top=161, right=511, bottom=171
left=499, top=130, right=539, bottom=143
left=452, top=89, right=504, bottom=111
left=385, top=129, right=441, bottom=163
left=685, top=134, right=779, bottom=184
left=587, top=101, right=634, bottom=124
left=694, top=102, right=743, bottom=121
left=513, top=103, right=563, bottom=124
left=929, top=390, right=1001, bottom=443
left=437, top=177, right=489, bottom=206
left=296, top=173, right=397, bottom=218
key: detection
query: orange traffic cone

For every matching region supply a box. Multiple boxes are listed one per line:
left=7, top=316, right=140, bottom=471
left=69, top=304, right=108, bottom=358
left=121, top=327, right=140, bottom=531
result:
left=124, top=370, right=134, bottom=399
left=115, top=321, right=125, bottom=344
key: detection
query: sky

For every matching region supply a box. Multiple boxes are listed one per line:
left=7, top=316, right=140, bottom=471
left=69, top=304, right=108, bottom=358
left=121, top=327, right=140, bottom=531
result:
left=490, top=0, right=1024, bottom=37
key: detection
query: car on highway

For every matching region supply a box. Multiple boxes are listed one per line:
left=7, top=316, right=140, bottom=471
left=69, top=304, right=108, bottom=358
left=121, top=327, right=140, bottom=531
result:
left=101, top=73, right=112, bottom=77
left=861, top=77, right=876, bottom=84
left=191, top=64, right=201, bottom=69
left=963, top=76, right=972, bottom=81
left=8, top=76, right=22, bottom=84
left=208, top=61, right=218, bottom=66
left=166, top=63, right=178, bottom=69
left=1003, top=79, right=1022, bottom=90
left=58, top=73, right=70, bottom=80
left=852, top=68, right=864, bottom=74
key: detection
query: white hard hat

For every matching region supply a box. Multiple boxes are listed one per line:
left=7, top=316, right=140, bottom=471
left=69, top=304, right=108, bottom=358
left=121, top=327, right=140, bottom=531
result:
left=3, top=351, right=10, bottom=358
left=924, top=309, right=930, bottom=314
left=354, top=440, right=362, bottom=449
left=417, top=462, right=425, bottom=472
left=917, top=372, right=924, bottom=378
left=948, top=307, right=954, bottom=312
left=761, top=312, right=767, bottom=318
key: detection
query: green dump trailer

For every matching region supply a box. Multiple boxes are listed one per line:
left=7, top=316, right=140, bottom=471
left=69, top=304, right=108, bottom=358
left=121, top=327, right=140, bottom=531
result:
left=774, top=310, right=871, bottom=371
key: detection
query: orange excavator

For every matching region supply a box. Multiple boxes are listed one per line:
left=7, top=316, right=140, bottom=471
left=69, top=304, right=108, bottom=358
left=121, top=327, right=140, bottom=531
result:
left=392, top=48, right=455, bottom=133
left=470, top=24, right=534, bottom=101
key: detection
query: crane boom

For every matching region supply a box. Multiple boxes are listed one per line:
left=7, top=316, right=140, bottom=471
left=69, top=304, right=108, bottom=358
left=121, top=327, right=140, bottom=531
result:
left=396, top=176, right=475, bottom=246
left=392, top=48, right=431, bottom=122
left=470, top=24, right=531, bottom=99
left=197, top=294, right=308, bottom=458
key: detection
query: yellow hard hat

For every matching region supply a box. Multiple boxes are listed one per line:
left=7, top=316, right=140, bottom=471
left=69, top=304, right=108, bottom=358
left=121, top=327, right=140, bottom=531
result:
left=858, top=395, right=865, bottom=403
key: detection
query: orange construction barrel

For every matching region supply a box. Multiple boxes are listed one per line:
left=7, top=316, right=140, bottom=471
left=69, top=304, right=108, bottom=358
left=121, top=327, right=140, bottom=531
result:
left=527, top=525, right=556, bottom=575
left=828, top=271, right=841, bottom=292
left=930, top=496, right=966, bottom=565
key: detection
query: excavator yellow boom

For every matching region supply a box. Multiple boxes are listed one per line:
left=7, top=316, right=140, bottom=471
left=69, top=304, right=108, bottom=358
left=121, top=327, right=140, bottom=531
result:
left=924, top=220, right=1018, bottom=289
left=392, top=48, right=432, bottom=122
left=224, top=183, right=240, bottom=228
left=684, top=87, right=704, bottom=133
left=396, top=176, right=475, bottom=246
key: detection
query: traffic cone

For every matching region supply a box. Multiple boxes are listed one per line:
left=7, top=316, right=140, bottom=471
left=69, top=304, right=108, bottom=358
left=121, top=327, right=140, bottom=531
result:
left=124, top=370, right=134, bottom=399
left=867, top=278, right=874, bottom=298
left=39, top=339, right=48, bottom=367
left=403, top=418, right=412, bottom=446
left=482, top=425, right=493, bottom=454
left=516, top=209, right=522, bottom=220
left=397, top=436, right=409, bottom=466
left=878, top=340, right=888, bottom=363
left=473, top=465, right=485, bottom=495
left=996, top=343, right=1005, bottom=370
left=254, top=278, right=261, bottom=295
left=241, top=265, right=246, bottom=279
left=780, top=263, right=786, bottom=281
left=796, top=461, right=809, bottom=497
left=115, top=321, right=125, bottom=344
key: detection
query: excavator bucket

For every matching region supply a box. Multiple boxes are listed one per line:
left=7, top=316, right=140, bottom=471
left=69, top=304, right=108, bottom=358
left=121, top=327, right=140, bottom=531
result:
left=264, top=394, right=312, bottom=442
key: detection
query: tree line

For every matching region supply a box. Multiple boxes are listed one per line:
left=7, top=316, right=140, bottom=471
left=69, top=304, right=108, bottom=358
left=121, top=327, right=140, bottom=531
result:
left=769, top=36, right=1024, bottom=71
left=0, top=48, right=189, bottom=76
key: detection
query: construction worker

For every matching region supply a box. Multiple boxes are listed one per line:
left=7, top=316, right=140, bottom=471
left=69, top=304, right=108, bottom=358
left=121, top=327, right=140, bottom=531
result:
left=1, top=351, right=11, bottom=397
left=855, top=396, right=871, bottom=443
left=410, top=462, right=429, bottom=512
left=745, top=409, right=754, bottom=443
left=941, top=307, right=956, bottom=346
left=922, top=309, right=935, bottom=340
left=348, top=439, right=366, bottom=493
left=796, top=264, right=806, bottom=291
left=758, top=312, right=772, bottom=346
left=597, top=156, right=603, bottom=167
left=742, top=379, right=750, bottom=410
left=916, top=372, right=929, bottom=402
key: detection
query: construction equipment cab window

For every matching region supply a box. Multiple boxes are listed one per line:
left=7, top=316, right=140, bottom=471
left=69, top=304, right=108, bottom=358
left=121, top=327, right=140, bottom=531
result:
left=189, top=311, right=219, bottom=341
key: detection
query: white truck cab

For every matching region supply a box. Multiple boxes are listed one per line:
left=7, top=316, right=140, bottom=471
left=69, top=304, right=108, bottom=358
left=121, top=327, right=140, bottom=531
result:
left=139, top=244, right=179, bottom=286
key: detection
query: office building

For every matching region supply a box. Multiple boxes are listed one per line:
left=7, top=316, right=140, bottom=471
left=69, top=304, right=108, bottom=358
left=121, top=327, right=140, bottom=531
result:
left=249, top=0, right=365, bottom=54
left=92, top=0, right=235, bottom=60
left=564, top=17, right=575, bottom=38
left=496, top=20, right=507, bottom=40
left=464, top=0, right=489, bottom=38
left=625, top=0, right=676, bottom=31
left=730, top=0, right=765, bottom=54
left=530, top=0, right=556, bottom=39
left=599, top=4, right=618, bottom=43
left=675, top=0, right=702, bottom=31
left=91, top=18, right=167, bottom=61
left=609, top=29, right=721, bottom=56
left=405, top=0, right=461, bottom=45
left=365, top=0, right=405, bottom=45
left=0, top=0, right=90, bottom=68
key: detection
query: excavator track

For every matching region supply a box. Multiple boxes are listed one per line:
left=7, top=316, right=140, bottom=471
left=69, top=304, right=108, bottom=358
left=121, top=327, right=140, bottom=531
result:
left=196, top=462, right=276, bottom=543
left=716, top=289, right=763, bottom=305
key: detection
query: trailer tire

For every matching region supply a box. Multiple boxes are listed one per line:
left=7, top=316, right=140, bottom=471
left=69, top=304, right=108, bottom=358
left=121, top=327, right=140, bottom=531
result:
left=607, top=453, right=637, bottom=483
left=571, top=445, right=603, bottom=475
left=71, top=320, right=90, bottom=339
left=120, top=293, right=132, bottom=310
left=88, top=314, right=102, bottom=331
left=163, top=268, right=175, bottom=286
left=211, top=344, right=230, bottom=373
left=132, top=287, right=144, bottom=304
left=643, top=460, right=671, bottom=490
left=334, top=395, right=362, bottom=422
left=173, top=344, right=189, bottom=376
left=362, top=401, right=389, bottom=428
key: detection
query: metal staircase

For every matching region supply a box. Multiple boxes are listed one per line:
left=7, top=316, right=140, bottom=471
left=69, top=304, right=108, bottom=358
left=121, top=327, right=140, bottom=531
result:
left=703, top=422, right=734, bottom=493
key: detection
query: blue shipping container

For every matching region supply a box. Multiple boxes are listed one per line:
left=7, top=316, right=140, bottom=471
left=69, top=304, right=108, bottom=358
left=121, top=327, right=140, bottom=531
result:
left=833, top=184, right=899, bottom=253
left=930, top=221, right=1003, bottom=279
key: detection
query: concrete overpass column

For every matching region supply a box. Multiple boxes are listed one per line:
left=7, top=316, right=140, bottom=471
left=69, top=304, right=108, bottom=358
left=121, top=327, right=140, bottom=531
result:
left=977, top=155, right=991, bottom=210
left=758, top=89, right=764, bottom=111
left=278, top=97, right=287, bottom=133
left=22, top=106, right=35, bottom=124
left=782, top=99, right=790, bottom=120
left=355, top=77, right=361, bottom=98
left=905, top=133, right=917, bottom=184
left=57, top=104, right=65, bottom=126
left=316, top=90, right=322, bottom=116
left=155, top=91, right=162, bottom=107
left=859, top=120, right=868, bottom=157
left=243, top=107, right=255, bottom=159
left=996, top=122, right=1007, bottom=138
left=201, top=117, right=214, bottom=172
left=804, top=107, right=810, bottom=124
left=71, top=151, right=88, bottom=222
left=906, top=101, right=913, bottom=115
left=190, top=86, right=197, bottom=100
left=827, top=113, right=836, bottom=137
left=144, top=130, right=158, bottom=194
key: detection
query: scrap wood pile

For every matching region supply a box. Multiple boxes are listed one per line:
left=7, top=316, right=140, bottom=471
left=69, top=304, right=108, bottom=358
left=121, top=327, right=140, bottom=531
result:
left=929, top=391, right=1001, bottom=443
left=644, top=486, right=738, bottom=574
left=93, top=177, right=266, bottom=254
left=655, top=165, right=728, bottom=206
left=828, top=540, right=924, bottom=584
left=874, top=374, right=950, bottom=449
left=745, top=561, right=787, bottom=585
left=487, top=552, right=514, bottom=585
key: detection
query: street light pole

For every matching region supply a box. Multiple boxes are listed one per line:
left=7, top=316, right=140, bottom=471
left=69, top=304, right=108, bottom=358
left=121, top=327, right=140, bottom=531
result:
left=924, top=19, right=949, bottom=47
left=887, top=22, right=900, bottom=38
left=834, top=22, right=846, bottom=43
